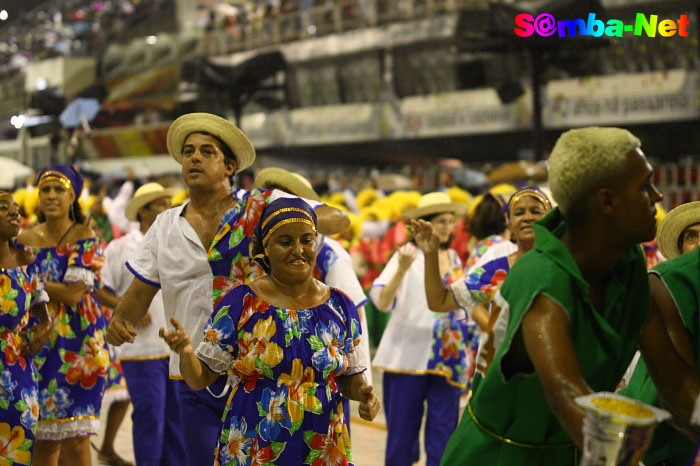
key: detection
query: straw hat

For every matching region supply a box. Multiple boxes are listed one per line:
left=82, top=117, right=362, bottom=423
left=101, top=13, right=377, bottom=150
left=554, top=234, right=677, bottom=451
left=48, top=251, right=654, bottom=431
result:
left=254, top=167, right=319, bottom=201
left=166, top=113, right=255, bottom=171
left=125, top=183, right=179, bottom=222
left=403, top=192, right=467, bottom=219
left=656, top=201, right=700, bottom=259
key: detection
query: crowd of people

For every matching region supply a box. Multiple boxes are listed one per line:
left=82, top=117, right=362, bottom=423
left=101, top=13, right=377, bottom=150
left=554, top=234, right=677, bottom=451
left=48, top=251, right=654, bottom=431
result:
left=3, top=114, right=700, bottom=466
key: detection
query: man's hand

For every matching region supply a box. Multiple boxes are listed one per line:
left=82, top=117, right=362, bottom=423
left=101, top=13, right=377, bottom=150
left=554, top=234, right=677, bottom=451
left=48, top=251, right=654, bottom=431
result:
left=358, top=385, right=380, bottom=421
left=159, top=317, right=193, bottom=356
left=107, top=314, right=138, bottom=345
left=407, top=219, right=439, bottom=254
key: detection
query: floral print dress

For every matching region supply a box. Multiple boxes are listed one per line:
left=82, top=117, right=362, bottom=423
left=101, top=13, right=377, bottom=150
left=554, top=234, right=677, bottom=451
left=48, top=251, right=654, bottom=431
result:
left=0, top=241, right=48, bottom=465
left=429, top=258, right=478, bottom=391
left=31, top=238, right=109, bottom=440
left=195, top=285, right=363, bottom=466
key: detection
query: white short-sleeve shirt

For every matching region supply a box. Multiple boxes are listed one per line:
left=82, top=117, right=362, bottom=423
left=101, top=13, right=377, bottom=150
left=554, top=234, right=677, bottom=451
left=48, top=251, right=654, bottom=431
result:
left=102, top=230, right=169, bottom=359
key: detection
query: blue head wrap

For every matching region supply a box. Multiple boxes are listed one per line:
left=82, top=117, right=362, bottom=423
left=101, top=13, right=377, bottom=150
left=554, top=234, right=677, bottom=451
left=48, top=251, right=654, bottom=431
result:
left=255, top=197, right=318, bottom=247
left=37, top=165, right=83, bottom=200
left=506, top=186, right=552, bottom=220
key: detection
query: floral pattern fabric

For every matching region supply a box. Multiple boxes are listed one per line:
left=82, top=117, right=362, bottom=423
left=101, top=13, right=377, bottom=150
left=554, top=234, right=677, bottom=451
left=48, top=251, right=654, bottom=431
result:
left=427, top=253, right=477, bottom=390
left=465, top=234, right=507, bottom=270
left=196, top=285, right=362, bottom=466
left=0, top=241, right=48, bottom=464
left=465, top=256, right=510, bottom=304
left=210, top=189, right=275, bottom=308
left=31, top=238, right=109, bottom=440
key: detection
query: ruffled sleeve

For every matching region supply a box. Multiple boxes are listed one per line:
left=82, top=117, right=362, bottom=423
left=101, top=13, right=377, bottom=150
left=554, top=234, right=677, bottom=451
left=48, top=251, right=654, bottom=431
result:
left=195, top=285, right=248, bottom=374
left=65, top=238, right=105, bottom=290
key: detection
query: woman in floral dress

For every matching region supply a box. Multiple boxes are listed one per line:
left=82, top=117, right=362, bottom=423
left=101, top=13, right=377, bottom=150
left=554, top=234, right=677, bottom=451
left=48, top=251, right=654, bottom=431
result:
left=17, top=166, right=109, bottom=466
left=159, top=197, right=380, bottom=465
left=442, top=186, right=552, bottom=377
left=369, top=192, right=468, bottom=466
left=0, top=191, right=52, bottom=465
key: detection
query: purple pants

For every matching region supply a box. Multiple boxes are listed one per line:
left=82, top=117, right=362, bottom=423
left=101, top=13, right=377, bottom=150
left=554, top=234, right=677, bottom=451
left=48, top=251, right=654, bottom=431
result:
left=383, top=372, right=460, bottom=466
left=121, top=357, right=185, bottom=466
left=175, top=375, right=230, bottom=465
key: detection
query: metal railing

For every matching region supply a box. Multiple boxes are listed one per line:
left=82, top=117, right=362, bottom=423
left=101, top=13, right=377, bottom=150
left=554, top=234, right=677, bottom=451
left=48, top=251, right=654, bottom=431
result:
left=199, top=0, right=484, bottom=57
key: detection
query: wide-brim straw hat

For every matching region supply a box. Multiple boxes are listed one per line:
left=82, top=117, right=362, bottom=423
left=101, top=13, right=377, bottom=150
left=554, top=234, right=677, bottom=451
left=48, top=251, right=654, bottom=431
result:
left=657, top=201, right=700, bottom=259
left=254, top=167, right=319, bottom=201
left=166, top=113, right=255, bottom=171
left=403, top=192, right=466, bottom=219
left=125, top=182, right=179, bottom=221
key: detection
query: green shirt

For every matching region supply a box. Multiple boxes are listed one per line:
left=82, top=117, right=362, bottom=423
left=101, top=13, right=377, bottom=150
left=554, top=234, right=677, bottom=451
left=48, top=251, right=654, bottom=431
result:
left=441, top=208, right=650, bottom=466
left=620, top=247, right=700, bottom=466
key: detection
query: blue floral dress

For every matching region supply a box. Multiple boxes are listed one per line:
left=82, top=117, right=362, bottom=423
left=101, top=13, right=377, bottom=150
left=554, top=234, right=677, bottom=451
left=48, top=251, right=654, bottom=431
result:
left=195, top=285, right=363, bottom=466
left=31, top=238, right=109, bottom=440
left=0, top=241, right=48, bottom=465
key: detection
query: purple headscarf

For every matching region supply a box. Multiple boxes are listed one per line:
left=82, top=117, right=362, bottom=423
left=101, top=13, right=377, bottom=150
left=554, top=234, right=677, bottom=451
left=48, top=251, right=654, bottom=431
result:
left=37, top=165, right=83, bottom=200
left=255, top=197, right=318, bottom=246
left=506, top=186, right=552, bottom=220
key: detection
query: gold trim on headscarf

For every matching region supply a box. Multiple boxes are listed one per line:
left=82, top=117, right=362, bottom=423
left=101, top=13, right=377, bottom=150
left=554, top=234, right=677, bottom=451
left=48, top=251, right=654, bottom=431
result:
left=38, top=171, right=72, bottom=191
left=262, top=218, right=316, bottom=245
left=261, top=207, right=314, bottom=231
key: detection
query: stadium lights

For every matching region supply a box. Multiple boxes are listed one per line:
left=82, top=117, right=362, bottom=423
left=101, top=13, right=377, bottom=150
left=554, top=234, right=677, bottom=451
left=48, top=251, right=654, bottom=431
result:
left=10, top=115, right=25, bottom=129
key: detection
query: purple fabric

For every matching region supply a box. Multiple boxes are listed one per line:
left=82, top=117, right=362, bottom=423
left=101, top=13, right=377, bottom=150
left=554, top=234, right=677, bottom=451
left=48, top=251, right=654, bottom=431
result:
left=121, top=358, right=185, bottom=466
left=383, top=372, right=460, bottom=466
left=254, top=197, right=317, bottom=244
left=37, top=165, right=83, bottom=199
left=175, top=375, right=229, bottom=465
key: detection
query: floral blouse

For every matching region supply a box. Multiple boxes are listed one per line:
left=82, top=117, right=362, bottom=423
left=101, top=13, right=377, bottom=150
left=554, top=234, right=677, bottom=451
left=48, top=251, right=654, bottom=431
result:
left=195, top=285, right=363, bottom=466
left=0, top=240, right=48, bottom=465
left=31, top=238, right=109, bottom=440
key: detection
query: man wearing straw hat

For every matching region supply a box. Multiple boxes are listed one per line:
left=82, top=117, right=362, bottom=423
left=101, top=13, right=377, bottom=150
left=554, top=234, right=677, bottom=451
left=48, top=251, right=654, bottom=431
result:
left=101, top=182, right=185, bottom=466
left=106, top=113, right=349, bottom=464
left=411, top=127, right=700, bottom=465
left=622, top=200, right=700, bottom=466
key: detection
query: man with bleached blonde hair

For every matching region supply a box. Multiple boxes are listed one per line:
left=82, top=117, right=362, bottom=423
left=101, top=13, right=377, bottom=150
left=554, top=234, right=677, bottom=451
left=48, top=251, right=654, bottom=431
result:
left=412, top=126, right=700, bottom=465
left=548, top=126, right=641, bottom=215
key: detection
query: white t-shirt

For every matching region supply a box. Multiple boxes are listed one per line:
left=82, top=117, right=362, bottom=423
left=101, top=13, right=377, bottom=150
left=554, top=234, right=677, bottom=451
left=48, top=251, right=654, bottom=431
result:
left=102, top=229, right=169, bottom=359
left=318, top=237, right=372, bottom=385
left=370, top=248, right=460, bottom=372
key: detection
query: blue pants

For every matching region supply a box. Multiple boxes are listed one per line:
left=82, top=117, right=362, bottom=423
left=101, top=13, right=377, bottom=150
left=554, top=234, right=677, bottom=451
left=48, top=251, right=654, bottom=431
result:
left=121, top=358, right=185, bottom=466
left=176, top=375, right=230, bottom=465
left=383, top=372, right=460, bottom=466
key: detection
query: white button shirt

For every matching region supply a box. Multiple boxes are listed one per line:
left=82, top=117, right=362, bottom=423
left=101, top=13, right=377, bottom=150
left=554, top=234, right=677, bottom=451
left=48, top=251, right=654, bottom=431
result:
left=102, top=229, right=170, bottom=359
left=126, top=203, right=216, bottom=377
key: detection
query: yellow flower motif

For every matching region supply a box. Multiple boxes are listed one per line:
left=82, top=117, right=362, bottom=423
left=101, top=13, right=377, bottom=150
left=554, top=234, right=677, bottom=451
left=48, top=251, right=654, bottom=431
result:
left=0, top=276, right=11, bottom=297
left=278, top=358, right=319, bottom=423
left=90, top=330, right=110, bottom=370
left=0, top=422, right=31, bottom=466
left=240, top=317, right=283, bottom=372
left=0, top=299, right=15, bottom=313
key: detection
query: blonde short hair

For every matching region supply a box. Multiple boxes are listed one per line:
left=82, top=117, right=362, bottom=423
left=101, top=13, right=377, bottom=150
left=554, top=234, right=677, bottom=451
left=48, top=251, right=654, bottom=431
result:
left=548, top=127, right=640, bottom=215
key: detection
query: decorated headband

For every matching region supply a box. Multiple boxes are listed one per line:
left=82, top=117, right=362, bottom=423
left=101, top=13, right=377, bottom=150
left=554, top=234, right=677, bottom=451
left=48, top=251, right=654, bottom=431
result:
left=255, top=197, right=318, bottom=246
left=507, top=186, right=552, bottom=219
left=37, top=165, right=83, bottom=199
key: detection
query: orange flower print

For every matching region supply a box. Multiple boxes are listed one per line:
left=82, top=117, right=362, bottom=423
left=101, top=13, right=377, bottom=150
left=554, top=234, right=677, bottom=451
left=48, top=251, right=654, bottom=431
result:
left=59, top=333, right=108, bottom=389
